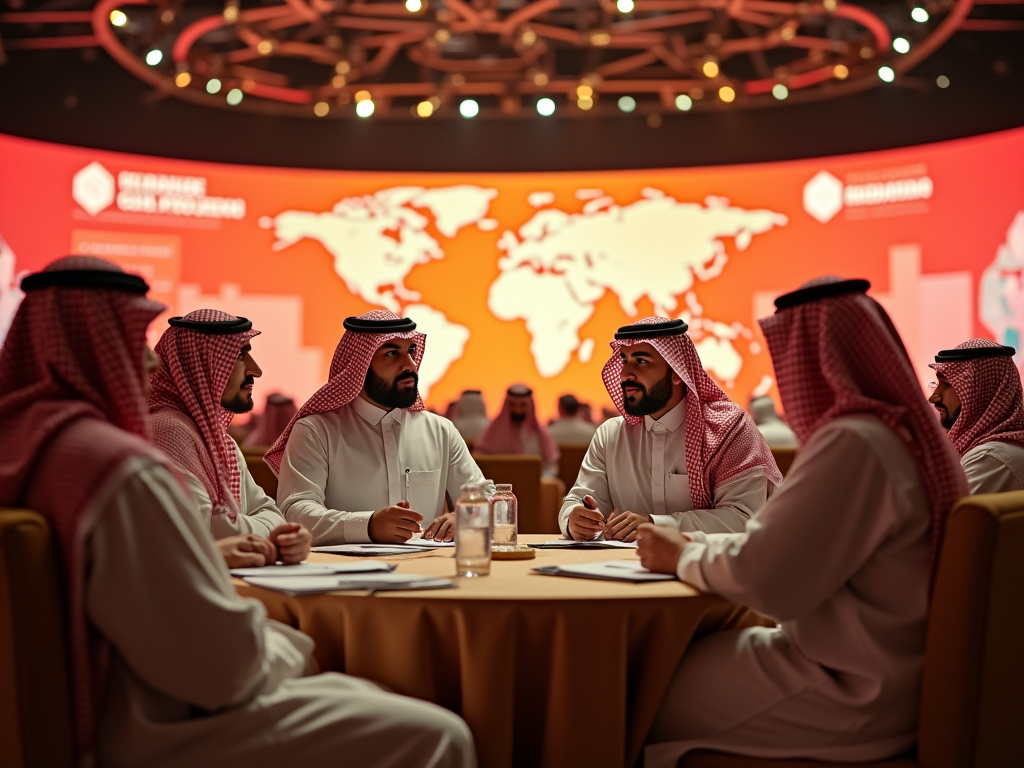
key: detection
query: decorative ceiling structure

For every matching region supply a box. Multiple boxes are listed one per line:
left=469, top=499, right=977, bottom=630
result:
left=1, top=0, right=1022, bottom=119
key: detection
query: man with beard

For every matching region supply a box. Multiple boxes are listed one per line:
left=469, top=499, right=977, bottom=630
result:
left=149, top=309, right=312, bottom=564
left=929, top=339, right=1024, bottom=493
left=268, top=310, right=486, bottom=545
left=474, top=384, right=560, bottom=477
left=559, top=318, right=780, bottom=541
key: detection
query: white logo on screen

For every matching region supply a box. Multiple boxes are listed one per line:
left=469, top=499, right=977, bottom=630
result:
left=803, top=168, right=935, bottom=223
left=803, top=171, right=844, bottom=223
left=72, top=162, right=116, bottom=216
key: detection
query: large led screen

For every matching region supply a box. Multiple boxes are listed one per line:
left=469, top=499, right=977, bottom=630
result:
left=2, top=129, right=1023, bottom=420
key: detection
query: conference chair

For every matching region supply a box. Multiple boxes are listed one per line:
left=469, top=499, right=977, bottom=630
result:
left=557, top=442, right=591, bottom=494
left=677, top=490, right=1024, bottom=768
left=244, top=452, right=279, bottom=500
left=769, top=446, right=798, bottom=478
left=0, top=509, right=74, bottom=768
left=471, top=454, right=548, bottom=533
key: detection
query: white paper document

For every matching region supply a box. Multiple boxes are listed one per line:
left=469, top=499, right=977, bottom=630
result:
left=534, top=560, right=675, bottom=583
left=406, top=536, right=456, bottom=548
left=243, top=572, right=457, bottom=595
left=230, top=561, right=395, bottom=578
left=531, top=538, right=639, bottom=550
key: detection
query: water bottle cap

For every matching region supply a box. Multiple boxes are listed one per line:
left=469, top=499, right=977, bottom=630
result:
left=495, top=483, right=513, bottom=492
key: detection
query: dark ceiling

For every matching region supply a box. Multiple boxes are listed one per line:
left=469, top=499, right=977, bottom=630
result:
left=0, top=27, right=1022, bottom=171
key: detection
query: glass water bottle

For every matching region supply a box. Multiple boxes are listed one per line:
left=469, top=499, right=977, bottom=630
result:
left=455, top=482, right=492, bottom=577
left=490, top=484, right=518, bottom=549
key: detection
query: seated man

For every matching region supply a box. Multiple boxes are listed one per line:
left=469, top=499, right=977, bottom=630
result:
left=268, top=310, right=485, bottom=545
left=449, top=389, right=491, bottom=443
left=638, top=279, right=967, bottom=766
left=547, top=394, right=599, bottom=444
left=243, top=392, right=298, bottom=449
left=560, top=318, right=780, bottom=541
left=475, top=384, right=560, bottom=477
left=748, top=395, right=798, bottom=448
left=0, top=257, right=475, bottom=768
left=149, top=309, right=311, bottom=564
left=929, top=339, right=1024, bottom=493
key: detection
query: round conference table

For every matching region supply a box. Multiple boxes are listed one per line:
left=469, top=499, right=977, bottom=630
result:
left=233, top=534, right=770, bottom=768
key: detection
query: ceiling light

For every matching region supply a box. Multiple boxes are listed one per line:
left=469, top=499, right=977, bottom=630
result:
left=772, top=83, right=789, bottom=100
left=314, top=101, right=330, bottom=117
left=718, top=85, right=736, bottom=103
left=822, top=0, right=837, bottom=11
left=618, top=95, right=636, bottom=113
left=356, top=99, right=375, bottom=117
left=893, top=37, right=910, bottom=54
left=145, top=49, right=163, bottom=66
left=911, top=6, right=929, bottom=22
left=519, top=27, right=537, bottom=47
left=674, top=94, right=692, bottom=111
left=878, top=65, right=895, bottom=82
left=175, top=72, right=191, bottom=88
left=936, top=75, right=949, bottom=88
left=577, top=96, right=594, bottom=110
left=406, top=0, right=422, bottom=10
left=226, top=88, right=243, bottom=105
left=354, top=90, right=372, bottom=102
left=536, top=97, right=555, bottom=116
left=223, top=2, right=239, bottom=22
left=257, top=40, right=273, bottom=56
left=588, top=30, right=611, bottom=46
left=459, top=99, right=479, bottom=118
left=335, top=60, right=351, bottom=75
left=416, top=100, right=434, bottom=117
left=833, top=64, right=849, bottom=80
left=702, top=59, right=719, bottom=78
left=206, top=78, right=222, bottom=94
left=577, top=84, right=594, bottom=99
left=616, top=0, right=634, bottom=12
left=532, top=71, right=549, bottom=86
left=109, top=10, right=127, bottom=26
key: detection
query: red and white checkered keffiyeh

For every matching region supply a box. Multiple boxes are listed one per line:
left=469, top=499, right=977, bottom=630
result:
left=930, top=338, right=1024, bottom=457
left=474, top=386, right=560, bottom=464
left=148, top=310, right=260, bottom=521
left=264, top=309, right=426, bottom=474
left=602, top=317, right=781, bottom=509
left=759, top=278, right=967, bottom=588
left=0, top=255, right=166, bottom=766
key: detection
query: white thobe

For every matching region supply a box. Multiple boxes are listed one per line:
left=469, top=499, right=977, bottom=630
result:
left=277, top=396, right=485, bottom=545
left=960, top=439, right=1024, bottom=494
left=756, top=419, right=799, bottom=448
left=644, top=415, right=935, bottom=766
left=177, top=443, right=286, bottom=540
left=85, top=455, right=474, bottom=768
left=558, top=399, right=771, bottom=537
left=548, top=417, right=599, bottom=445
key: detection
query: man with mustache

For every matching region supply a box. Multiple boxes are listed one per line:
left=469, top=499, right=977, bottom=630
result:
left=268, top=310, right=486, bottom=545
left=148, top=310, right=312, bottom=565
left=929, top=338, right=1024, bottom=493
left=474, top=384, right=560, bottom=477
left=560, top=318, right=780, bottom=542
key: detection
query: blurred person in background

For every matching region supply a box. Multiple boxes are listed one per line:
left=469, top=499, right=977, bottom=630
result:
left=475, top=384, right=560, bottom=477
left=450, top=389, right=491, bottom=443
left=243, top=392, right=298, bottom=449
left=749, top=395, right=798, bottom=448
left=548, top=394, right=598, bottom=444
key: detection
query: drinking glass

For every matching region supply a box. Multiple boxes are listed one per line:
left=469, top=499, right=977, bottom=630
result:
left=455, top=482, right=491, bottom=577
left=490, top=483, right=518, bottom=549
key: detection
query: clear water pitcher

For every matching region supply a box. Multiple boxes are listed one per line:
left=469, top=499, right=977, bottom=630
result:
left=455, top=482, right=491, bottom=577
left=490, top=484, right=518, bottom=549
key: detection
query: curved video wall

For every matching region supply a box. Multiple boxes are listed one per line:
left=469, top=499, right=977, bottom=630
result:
left=2, top=128, right=1023, bottom=420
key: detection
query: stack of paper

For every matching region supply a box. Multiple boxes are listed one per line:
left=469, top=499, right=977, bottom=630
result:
left=530, top=539, right=638, bottom=550
left=314, top=539, right=454, bottom=557
left=533, top=560, right=674, bottom=583
left=242, top=572, right=457, bottom=595
left=229, top=561, right=395, bottom=578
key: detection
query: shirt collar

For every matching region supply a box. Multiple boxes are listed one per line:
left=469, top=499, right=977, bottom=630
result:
left=643, top=397, right=686, bottom=433
left=351, top=395, right=404, bottom=426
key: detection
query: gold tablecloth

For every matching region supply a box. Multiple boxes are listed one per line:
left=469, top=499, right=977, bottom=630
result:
left=234, top=535, right=769, bottom=768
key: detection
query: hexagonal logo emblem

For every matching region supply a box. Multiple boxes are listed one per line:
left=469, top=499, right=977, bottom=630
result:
left=72, top=162, right=115, bottom=216
left=803, top=170, right=844, bottom=224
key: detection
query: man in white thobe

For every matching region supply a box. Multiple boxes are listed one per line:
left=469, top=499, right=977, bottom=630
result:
left=748, top=395, right=798, bottom=448
left=268, top=310, right=485, bottom=545
left=560, top=318, right=780, bottom=542
left=0, top=257, right=476, bottom=768
left=929, top=339, right=1024, bottom=493
left=548, top=394, right=599, bottom=444
left=637, top=278, right=967, bottom=766
left=149, top=309, right=311, bottom=563
left=450, top=389, right=491, bottom=443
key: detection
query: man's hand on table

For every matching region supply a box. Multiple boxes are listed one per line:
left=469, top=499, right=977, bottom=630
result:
left=369, top=501, right=424, bottom=543
left=567, top=495, right=606, bottom=540
left=421, top=512, right=455, bottom=542
left=217, top=534, right=276, bottom=568
left=270, top=523, right=312, bottom=564
left=636, top=524, right=688, bottom=574
left=603, top=511, right=652, bottom=542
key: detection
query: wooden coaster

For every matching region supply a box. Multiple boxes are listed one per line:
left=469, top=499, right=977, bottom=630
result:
left=491, top=545, right=537, bottom=560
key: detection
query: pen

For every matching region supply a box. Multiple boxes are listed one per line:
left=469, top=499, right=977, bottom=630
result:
left=404, top=467, right=410, bottom=504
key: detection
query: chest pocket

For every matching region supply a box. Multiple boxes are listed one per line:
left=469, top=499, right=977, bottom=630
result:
left=665, top=472, right=694, bottom=515
left=406, top=469, right=442, bottom=526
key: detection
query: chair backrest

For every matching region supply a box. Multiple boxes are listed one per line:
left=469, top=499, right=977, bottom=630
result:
left=0, top=509, right=74, bottom=768
left=770, top=446, right=798, bottom=477
left=557, top=443, right=591, bottom=495
left=918, top=491, right=1024, bottom=768
left=472, top=455, right=543, bottom=533
left=245, top=454, right=279, bottom=501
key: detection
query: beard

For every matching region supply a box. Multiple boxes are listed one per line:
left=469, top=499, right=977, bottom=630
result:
left=511, top=412, right=527, bottom=423
left=365, top=368, right=419, bottom=409
left=222, top=377, right=255, bottom=414
left=622, top=368, right=675, bottom=417
left=936, top=403, right=960, bottom=430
